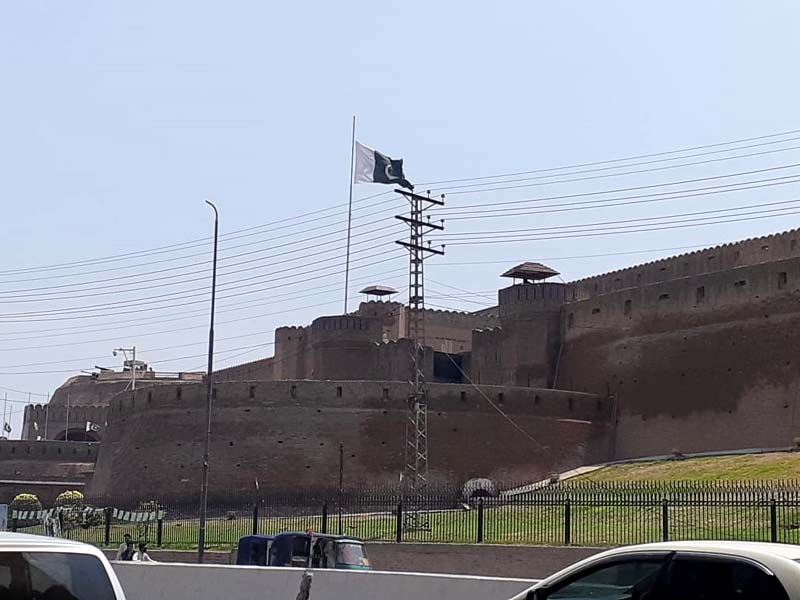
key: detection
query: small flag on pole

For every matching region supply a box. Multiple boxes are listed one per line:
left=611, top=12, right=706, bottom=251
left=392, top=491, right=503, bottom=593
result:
left=354, top=141, right=413, bottom=190
left=3, top=423, right=11, bottom=434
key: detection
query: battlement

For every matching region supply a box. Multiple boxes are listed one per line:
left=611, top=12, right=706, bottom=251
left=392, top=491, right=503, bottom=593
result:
left=109, top=379, right=607, bottom=422
left=498, top=282, right=571, bottom=317
left=23, top=404, right=108, bottom=440
left=571, top=228, right=800, bottom=298
left=0, top=439, right=98, bottom=461
left=214, top=357, right=275, bottom=383
left=565, top=255, right=800, bottom=337
left=311, top=316, right=374, bottom=332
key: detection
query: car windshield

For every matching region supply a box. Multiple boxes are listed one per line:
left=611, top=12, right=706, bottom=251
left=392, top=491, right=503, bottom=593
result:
left=336, top=543, right=367, bottom=566
left=0, top=551, right=116, bottom=600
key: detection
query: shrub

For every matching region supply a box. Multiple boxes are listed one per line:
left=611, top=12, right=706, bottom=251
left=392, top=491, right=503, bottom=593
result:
left=10, top=493, right=42, bottom=528
left=135, top=500, right=164, bottom=542
left=54, top=490, right=103, bottom=530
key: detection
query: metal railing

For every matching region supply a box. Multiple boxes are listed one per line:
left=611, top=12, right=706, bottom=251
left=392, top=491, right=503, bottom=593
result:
left=10, top=480, right=800, bottom=550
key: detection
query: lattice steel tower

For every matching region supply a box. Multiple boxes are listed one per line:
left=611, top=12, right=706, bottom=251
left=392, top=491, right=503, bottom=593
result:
left=395, top=189, right=444, bottom=530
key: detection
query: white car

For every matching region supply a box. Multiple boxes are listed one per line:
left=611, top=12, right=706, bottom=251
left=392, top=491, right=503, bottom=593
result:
left=511, top=541, right=800, bottom=600
left=0, top=531, right=126, bottom=599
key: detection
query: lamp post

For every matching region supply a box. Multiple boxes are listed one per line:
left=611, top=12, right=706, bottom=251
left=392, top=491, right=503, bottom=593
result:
left=113, top=347, right=137, bottom=391
left=198, top=200, right=219, bottom=563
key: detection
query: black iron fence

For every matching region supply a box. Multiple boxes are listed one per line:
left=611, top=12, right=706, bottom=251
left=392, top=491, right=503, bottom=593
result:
left=11, top=480, right=800, bottom=550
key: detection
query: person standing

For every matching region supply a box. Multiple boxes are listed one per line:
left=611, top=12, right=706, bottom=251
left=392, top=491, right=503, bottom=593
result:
left=115, top=534, right=135, bottom=561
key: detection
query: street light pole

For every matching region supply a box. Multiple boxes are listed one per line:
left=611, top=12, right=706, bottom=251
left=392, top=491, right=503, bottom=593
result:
left=198, top=200, right=219, bottom=564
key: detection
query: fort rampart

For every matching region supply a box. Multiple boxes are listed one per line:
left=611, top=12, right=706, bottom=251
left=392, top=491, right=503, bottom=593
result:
left=87, top=380, right=609, bottom=503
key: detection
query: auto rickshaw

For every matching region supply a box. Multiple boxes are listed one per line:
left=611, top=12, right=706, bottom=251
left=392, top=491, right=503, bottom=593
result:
left=236, top=534, right=275, bottom=566
left=237, top=532, right=371, bottom=570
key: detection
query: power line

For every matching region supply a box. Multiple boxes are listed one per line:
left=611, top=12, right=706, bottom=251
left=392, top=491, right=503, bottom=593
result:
left=0, top=246, right=406, bottom=320
left=434, top=166, right=800, bottom=217
left=0, top=189, right=399, bottom=277
left=419, top=128, right=800, bottom=186
left=4, top=128, right=799, bottom=277
left=0, top=270, right=409, bottom=348
left=0, top=223, right=406, bottom=301
left=439, top=144, right=800, bottom=197
left=440, top=207, right=800, bottom=246
left=0, top=268, right=409, bottom=345
left=0, top=206, right=404, bottom=288
left=435, top=199, right=800, bottom=240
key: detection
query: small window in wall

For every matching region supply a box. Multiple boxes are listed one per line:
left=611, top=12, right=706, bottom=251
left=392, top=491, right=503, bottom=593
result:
left=249, top=385, right=256, bottom=399
left=497, top=392, right=504, bottom=403
left=696, top=286, right=706, bottom=303
left=762, top=244, right=770, bottom=251
left=623, top=299, right=632, bottom=316
left=568, top=397, right=574, bottom=411
left=336, top=386, right=343, bottom=398
left=591, top=307, right=601, bottom=315
left=779, top=271, right=788, bottom=289
left=567, top=313, right=575, bottom=329
left=734, top=279, right=747, bottom=288
left=659, top=293, right=670, bottom=301
left=382, top=388, right=389, bottom=399
left=291, top=385, right=297, bottom=398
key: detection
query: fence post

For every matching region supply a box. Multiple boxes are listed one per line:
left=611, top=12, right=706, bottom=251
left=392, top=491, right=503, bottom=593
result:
left=770, top=498, right=778, bottom=543
left=321, top=502, right=328, bottom=534
left=477, top=500, right=485, bottom=543
left=104, top=507, right=112, bottom=546
left=564, top=499, right=571, bottom=546
left=395, top=501, right=403, bottom=543
left=662, top=498, right=669, bottom=542
left=252, top=502, right=259, bottom=536
left=157, top=517, right=163, bottom=547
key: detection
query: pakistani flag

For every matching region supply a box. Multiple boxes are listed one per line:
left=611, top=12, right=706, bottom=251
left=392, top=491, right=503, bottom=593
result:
left=354, top=141, right=414, bottom=190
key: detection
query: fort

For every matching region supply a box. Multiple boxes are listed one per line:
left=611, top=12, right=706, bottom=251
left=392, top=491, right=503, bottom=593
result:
left=10, top=228, right=800, bottom=504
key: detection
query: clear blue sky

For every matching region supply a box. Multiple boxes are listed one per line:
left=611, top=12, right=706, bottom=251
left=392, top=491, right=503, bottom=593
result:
left=2, top=1, right=800, bottom=434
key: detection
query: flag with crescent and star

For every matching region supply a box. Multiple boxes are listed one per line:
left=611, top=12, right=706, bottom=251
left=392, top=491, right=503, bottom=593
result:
left=353, top=141, right=414, bottom=190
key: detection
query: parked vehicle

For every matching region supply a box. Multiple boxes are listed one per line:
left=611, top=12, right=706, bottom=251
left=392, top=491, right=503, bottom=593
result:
left=511, top=541, right=800, bottom=599
left=236, top=534, right=275, bottom=566
left=236, top=532, right=371, bottom=570
left=0, top=531, right=127, bottom=599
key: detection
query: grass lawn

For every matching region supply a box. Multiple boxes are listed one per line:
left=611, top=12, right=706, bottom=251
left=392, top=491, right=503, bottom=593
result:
left=581, top=452, right=800, bottom=482
left=17, top=453, right=800, bottom=551
left=20, top=495, right=800, bottom=551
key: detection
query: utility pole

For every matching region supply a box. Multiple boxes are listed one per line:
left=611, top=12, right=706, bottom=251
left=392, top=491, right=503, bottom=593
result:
left=113, top=347, right=137, bottom=391
left=44, top=392, right=50, bottom=440
left=394, top=189, right=444, bottom=531
left=198, top=200, right=220, bottom=564
left=65, top=392, right=70, bottom=442
left=2, top=393, right=6, bottom=439
left=338, top=442, right=344, bottom=535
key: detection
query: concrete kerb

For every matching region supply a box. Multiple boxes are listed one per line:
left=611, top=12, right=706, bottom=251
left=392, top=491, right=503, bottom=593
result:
left=111, top=561, right=538, bottom=600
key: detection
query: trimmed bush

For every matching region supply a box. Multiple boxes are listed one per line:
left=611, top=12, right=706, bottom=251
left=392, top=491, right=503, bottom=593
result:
left=54, top=490, right=103, bottom=530
left=10, top=493, right=42, bottom=528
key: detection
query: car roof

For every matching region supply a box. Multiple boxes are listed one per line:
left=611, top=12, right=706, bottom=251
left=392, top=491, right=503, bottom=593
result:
left=598, top=540, right=800, bottom=561
left=0, top=532, right=96, bottom=550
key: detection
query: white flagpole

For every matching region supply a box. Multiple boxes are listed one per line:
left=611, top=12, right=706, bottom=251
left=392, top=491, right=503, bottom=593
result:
left=343, top=115, right=356, bottom=313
